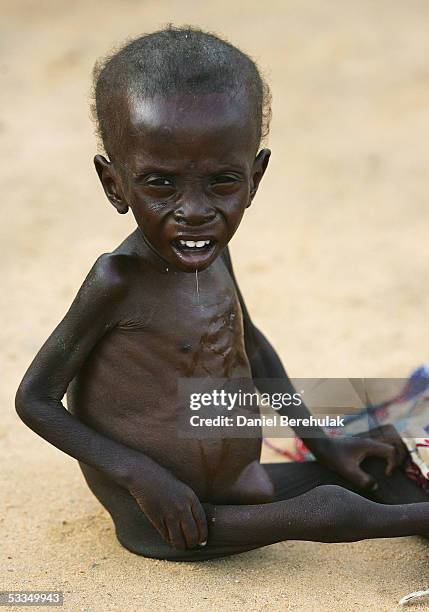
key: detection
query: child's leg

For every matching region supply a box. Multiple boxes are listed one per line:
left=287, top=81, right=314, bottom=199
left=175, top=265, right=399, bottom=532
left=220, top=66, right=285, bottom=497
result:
left=203, top=483, right=429, bottom=556
left=79, top=460, right=429, bottom=562
left=199, top=459, right=429, bottom=560
left=266, top=458, right=429, bottom=504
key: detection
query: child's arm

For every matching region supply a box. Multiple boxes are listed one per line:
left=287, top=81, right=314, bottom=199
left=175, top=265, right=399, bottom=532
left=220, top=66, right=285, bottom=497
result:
left=15, top=254, right=207, bottom=550
left=222, top=248, right=405, bottom=491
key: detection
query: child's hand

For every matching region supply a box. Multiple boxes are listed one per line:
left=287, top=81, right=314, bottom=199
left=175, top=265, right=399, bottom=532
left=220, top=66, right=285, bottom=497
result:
left=128, top=466, right=208, bottom=550
left=312, top=434, right=405, bottom=491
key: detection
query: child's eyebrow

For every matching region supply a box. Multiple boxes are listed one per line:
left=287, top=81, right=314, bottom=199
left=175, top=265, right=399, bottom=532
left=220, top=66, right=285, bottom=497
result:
left=114, top=160, right=176, bottom=180
left=131, top=166, right=177, bottom=179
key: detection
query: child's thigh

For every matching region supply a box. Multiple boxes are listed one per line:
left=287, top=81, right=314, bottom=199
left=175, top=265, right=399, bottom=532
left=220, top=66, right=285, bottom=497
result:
left=264, top=458, right=429, bottom=504
left=264, top=461, right=352, bottom=501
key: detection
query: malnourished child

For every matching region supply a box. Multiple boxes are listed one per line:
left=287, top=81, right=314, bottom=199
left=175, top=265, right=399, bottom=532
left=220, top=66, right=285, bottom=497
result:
left=16, top=26, right=429, bottom=561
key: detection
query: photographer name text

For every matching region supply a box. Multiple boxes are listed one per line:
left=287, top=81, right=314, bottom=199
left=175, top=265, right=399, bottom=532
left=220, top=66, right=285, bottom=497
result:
left=188, top=415, right=345, bottom=428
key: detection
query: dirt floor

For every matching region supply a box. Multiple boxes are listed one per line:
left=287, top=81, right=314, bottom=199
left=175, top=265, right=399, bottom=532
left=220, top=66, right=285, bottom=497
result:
left=3, top=1, right=429, bottom=610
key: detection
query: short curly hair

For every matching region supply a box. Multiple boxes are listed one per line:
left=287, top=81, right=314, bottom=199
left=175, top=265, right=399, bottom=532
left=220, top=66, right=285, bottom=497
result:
left=91, top=25, right=272, bottom=158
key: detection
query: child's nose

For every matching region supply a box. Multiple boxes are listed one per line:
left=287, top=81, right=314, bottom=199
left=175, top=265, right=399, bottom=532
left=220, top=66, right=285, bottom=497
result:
left=173, top=201, right=216, bottom=226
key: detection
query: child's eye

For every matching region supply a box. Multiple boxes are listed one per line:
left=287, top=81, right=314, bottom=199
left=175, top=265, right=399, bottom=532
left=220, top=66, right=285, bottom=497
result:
left=210, top=174, right=242, bottom=194
left=145, top=177, right=175, bottom=188
left=211, top=174, right=239, bottom=185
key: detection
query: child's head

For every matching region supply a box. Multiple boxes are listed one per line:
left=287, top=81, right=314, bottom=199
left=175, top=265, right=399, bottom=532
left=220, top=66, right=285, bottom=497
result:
left=92, top=26, right=272, bottom=271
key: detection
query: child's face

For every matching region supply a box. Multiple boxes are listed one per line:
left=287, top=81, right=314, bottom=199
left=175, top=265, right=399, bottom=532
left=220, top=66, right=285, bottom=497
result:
left=95, top=91, right=270, bottom=272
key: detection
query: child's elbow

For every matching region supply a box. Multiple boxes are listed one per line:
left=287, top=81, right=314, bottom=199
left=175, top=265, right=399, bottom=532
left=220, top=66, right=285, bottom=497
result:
left=15, top=378, right=42, bottom=424
left=15, top=380, right=31, bottom=418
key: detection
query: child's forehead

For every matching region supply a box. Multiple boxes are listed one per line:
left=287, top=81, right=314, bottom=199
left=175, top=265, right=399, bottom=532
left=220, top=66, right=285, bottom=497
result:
left=119, top=90, right=256, bottom=143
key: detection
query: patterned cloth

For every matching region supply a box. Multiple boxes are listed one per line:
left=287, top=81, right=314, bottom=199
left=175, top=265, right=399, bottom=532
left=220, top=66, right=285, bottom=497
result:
left=265, top=365, right=429, bottom=491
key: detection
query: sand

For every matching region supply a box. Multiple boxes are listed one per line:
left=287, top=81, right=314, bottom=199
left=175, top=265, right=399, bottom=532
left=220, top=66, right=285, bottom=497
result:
left=2, top=1, right=429, bottom=610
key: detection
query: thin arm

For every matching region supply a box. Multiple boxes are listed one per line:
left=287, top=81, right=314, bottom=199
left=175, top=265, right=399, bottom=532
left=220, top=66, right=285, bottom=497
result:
left=15, top=254, right=167, bottom=489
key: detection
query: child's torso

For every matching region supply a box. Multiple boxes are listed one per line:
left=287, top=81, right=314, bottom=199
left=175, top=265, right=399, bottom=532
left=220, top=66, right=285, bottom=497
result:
left=67, top=254, right=273, bottom=503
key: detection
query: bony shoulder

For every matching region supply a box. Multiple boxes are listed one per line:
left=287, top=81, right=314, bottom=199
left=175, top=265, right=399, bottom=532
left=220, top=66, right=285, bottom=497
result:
left=89, top=252, right=136, bottom=298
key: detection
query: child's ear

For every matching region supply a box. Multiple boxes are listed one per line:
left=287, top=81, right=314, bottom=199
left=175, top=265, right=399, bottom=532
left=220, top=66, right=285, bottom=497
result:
left=93, top=155, right=129, bottom=214
left=248, top=148, right=271, bottom=206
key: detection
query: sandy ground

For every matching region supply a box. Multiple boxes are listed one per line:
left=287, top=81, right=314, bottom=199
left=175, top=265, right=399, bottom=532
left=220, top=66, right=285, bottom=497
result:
left=3, top=1, right=429, bottom=610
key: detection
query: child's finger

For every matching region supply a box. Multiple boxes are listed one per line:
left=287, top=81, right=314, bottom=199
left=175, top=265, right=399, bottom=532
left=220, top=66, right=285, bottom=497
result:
left=364, top=440, right=397, bottom=475
left=369, top=424, right=408, bottom=465
left=391, top=439, right=408, bottom=466
left=349, top=466, right=378, bottom=491
left=166, top=520, right=187, bottom=550
left=180, top=512, right=200, bottom=549
left=191, top=502, right=208, bottom=544
left=154, top=518, right=170, bottom=544
left=143, top=511, right=171, bottom=545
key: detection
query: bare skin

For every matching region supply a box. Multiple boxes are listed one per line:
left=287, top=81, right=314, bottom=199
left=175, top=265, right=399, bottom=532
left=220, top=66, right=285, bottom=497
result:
left=68, top=235, right=271, bottom=505
left=15, top=91, right=429, bottom=560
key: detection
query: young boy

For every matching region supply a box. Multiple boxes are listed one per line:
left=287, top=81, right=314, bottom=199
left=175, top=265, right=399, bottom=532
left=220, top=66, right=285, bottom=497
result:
left=16, top=26, right=429, bottom=561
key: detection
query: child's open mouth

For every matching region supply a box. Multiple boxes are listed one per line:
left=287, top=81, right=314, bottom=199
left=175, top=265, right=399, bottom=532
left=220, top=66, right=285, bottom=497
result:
left=170, top=238, right=217, bottom=268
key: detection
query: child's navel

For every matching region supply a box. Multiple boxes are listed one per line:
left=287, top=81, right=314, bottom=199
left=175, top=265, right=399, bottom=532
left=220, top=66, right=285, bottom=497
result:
left=179, top=341, right=193, bottom=353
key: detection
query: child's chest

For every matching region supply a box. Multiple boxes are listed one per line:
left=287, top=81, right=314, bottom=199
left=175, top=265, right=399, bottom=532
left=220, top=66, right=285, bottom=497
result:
left=112, top=261, right=249, bottom=378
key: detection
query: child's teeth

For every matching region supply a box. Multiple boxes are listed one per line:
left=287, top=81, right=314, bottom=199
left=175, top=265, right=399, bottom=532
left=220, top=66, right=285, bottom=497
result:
left=179, top=239, right=211, bottom=248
